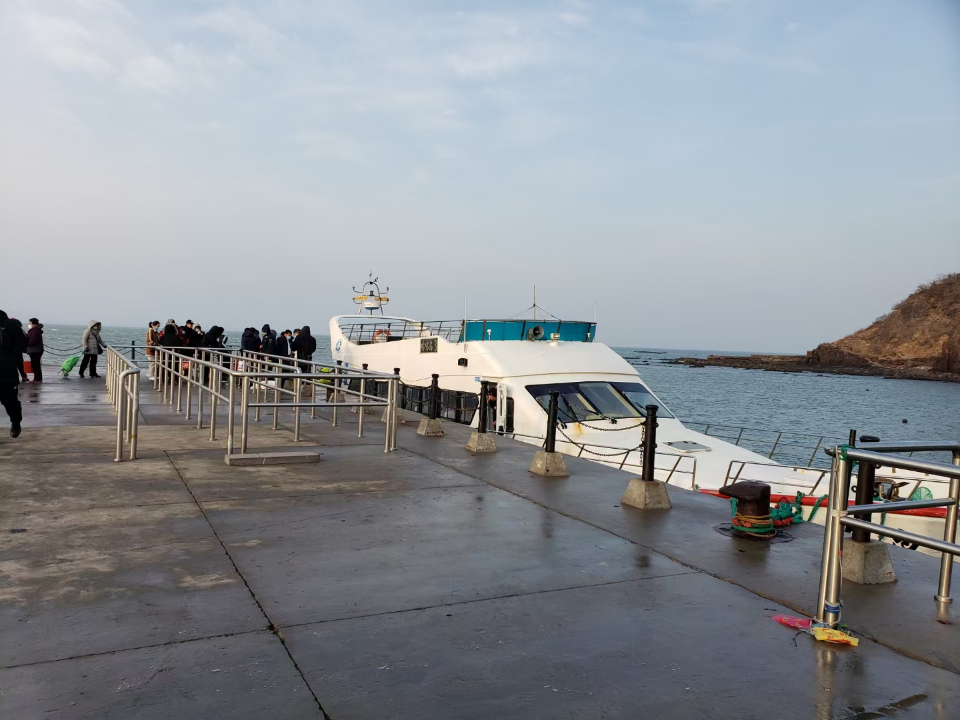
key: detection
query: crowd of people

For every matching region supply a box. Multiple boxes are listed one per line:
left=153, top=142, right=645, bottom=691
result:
left=146, top=321, right=316, bottom=369
left=0, top=314, right=321, bottom=439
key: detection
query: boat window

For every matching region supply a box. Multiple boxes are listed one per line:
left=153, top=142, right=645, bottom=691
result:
left=613, top=383, right=674, bottom=418
left=526, top=381, right=673, bottom=421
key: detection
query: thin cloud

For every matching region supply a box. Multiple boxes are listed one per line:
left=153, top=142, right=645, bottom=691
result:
left=24, top=14, right=113, bottom=73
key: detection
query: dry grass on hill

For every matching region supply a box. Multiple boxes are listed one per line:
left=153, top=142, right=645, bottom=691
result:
left=831, top=273, right=960, bottom=366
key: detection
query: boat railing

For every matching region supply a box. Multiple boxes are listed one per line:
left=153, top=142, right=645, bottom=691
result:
left=496, top=427, right=698, bottom=487
left=682, top=419, right=851, bottom=468
left=817, top=442, right=960, bottom=628
left=337, top=318, right=465, bottom=344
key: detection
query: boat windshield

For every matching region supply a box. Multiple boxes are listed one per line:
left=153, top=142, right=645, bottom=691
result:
left=525, top=381, right=674, bottom=422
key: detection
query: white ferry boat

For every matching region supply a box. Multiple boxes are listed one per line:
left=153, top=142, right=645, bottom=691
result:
left=329, top=280, right=951, bottom=545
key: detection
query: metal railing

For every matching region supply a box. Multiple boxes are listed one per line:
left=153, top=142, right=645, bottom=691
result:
left=681, top=420, right=848, bottom=468
left=105, top=346, right=141, bottom=462
left=142, top=345, right=399, bottom=457
left=337, top=319, right=465, bottom=344
left=816, top=442, right=960, bottom=627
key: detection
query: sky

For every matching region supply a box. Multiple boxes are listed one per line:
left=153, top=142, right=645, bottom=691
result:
left=1, top=0, right=958, bottom=351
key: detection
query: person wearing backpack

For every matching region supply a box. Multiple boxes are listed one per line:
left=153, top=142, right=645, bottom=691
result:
left=0, top=310, right=26, bottom=437
left=78, top=320, right=104, bottom=379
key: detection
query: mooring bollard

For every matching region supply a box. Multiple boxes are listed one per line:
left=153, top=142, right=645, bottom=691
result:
left=641, top=405, right=658, bottom=482
left=466, top=379, right=497, bottom=453
left=621, top=404, right=671, bottom=509
left=529, top=391, right=569, bottom=477
left=417, top=373, right=444, bottom=437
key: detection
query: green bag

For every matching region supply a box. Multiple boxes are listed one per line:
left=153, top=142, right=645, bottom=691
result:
left=60, top=355, right=81, bottom=377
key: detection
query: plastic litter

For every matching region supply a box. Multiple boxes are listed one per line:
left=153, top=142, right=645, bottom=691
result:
left=773, top=615, right=859, bottom=647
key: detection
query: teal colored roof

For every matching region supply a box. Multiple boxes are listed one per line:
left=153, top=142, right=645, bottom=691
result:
left=463, top=320, right=595, bottom=342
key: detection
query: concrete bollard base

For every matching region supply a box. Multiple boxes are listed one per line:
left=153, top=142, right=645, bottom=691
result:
left=381, top=406, right=405, bottom=424
left=529, top=450, right=570, bottom=477
left=417, top=418, right=445, bottom=437
left=466, top=432, right=497, bottom=453
left=842, top=540, right=897, bottom=584
left=621, top=478, right=672, bottom=509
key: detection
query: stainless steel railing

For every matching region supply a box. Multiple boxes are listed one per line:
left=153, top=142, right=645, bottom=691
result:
left=816, top=442, right=960, bottom=627
left=147, top=346, right=399, bottom=457
left=105, top=346, right=141, bottom=462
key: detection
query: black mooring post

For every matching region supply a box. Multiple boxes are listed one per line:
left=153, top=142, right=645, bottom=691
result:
left=642, top=405, right=659, bottom=481
left=130, top=341, right=135, bottom=360
left=478, top=380, right=489, bottom=434
left=429, top=374, right=440, bottom=420
left=853, top=434, right=881, bottom=542
left=545, top=391, right=559, bottom=453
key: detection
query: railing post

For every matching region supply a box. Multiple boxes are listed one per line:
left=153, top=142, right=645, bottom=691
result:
left=210, top=356, right=219, bottom=442
left=185, top=356, right=193, bottom=421
left=226, top=371, right=236, bottom=455
left=478, top=380, right=489, bottom=434
left=429, top=374, right=440, bottom=420
left=358, top=372, right=366, bottom=438
left=642, top=405, right=659, bottom=482
left=818, top=450, right=852, bottom=627
left=333, top=360, right=341, bottom=427
left=129, top=371, right=139, bottom=460
left=545, top=391, right=559, bottom=453
left=293, top=375, right=302, bottom=442
left=852, top=434, right=878, bottom=543
left=937, top=451, right=960, bottom=602
left=115, top=372, right=126, bottom=462
left=240, top=377, right=250, bottom=454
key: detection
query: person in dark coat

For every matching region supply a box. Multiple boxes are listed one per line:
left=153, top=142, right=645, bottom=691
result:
left=291, top=325, right=317, bottom=372
left=201, top=326, right=225, bottom=349
left=260, top=324, right=277, bottom=355
left=26, top=319, right=44, bottom=383
left=158, top=323, right=181, bottom=347
left=0, top=310, right=26, bottom=437
left=241, top=328, right=261, bottom=353
left=276, top=330, right=290, bottom=357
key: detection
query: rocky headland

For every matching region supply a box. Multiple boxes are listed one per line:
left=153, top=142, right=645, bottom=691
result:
left=672, top=273, right=960, bottom=383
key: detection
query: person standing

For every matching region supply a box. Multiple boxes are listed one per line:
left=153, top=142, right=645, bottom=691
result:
left=291, top=325, right=316, bottom=372
left=260, top=324, right=277, bottom=355
left=26, top=319, right=44, bottom=383
left=78, top=320, right=104, bottom=379
left=276, top=330, right=291, bottom=357
left=146, top=321, right=160, bottom=377
left=0, top=310, right=26, bottom=437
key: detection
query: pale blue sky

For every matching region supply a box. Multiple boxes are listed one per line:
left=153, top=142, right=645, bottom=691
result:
left=1, top=0, right=958, bottom=350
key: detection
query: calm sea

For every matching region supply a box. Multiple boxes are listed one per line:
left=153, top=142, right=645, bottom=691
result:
left=37, top=324, right=960, bottom=466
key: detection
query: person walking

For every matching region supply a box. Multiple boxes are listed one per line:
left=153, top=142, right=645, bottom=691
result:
left=241, top=327, right=261, bottom=353
left=276, top=330, right=291, bottom=357
left=26, top=319, right=44, bottom=383
left=78, top=320, right=104, bottom=378
left=0, top=310, right=26, bottom=437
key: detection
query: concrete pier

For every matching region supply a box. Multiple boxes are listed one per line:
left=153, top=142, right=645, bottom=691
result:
left=2, top=377, right=958, bottom=718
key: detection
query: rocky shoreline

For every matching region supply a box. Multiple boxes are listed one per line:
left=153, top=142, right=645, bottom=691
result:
left=666, top=354, right=960, bottom=383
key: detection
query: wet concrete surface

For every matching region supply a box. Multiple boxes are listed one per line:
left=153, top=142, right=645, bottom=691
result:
left=1, top=631, right=323, bottom=720
left=403, top=420, right=960, bottom=675
left=1, top=376, right=957, bottom=718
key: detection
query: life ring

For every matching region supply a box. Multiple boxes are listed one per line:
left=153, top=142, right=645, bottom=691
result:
left=373, top=329, right=392, bottom=342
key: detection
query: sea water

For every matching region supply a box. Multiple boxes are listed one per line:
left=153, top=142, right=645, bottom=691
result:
left=38, top=324, right=959, bottom=466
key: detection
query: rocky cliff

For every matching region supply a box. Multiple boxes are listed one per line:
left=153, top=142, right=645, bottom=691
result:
left=672, top=273, right=960, bottom=382
left=812, top=273, right=960, bottom=372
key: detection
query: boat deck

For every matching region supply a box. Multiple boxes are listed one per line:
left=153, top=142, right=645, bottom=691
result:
left=2, top=377, right=958, bottom=718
